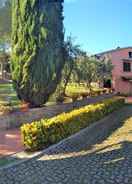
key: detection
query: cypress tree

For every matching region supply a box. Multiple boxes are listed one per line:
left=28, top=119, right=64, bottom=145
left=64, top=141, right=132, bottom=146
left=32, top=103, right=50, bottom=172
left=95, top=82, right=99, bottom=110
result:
left=11, top=0, right=64, bottom=107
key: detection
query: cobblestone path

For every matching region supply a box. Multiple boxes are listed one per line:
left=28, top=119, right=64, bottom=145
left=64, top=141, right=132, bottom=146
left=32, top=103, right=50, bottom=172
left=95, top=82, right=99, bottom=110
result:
left=0, top=105, right=132, bottom=184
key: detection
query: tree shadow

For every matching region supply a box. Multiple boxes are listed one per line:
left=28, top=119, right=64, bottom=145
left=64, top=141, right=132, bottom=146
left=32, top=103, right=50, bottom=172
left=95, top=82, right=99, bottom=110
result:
left=1, top=106, right=132, bottom=183
left=1, top=141, right=132, bottom=183
left=41, top=107, right=132, bottom=156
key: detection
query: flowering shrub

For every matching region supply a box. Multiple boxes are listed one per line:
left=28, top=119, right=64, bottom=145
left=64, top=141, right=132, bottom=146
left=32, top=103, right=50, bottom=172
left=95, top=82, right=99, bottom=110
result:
left=21, top=98, right=124, bottom=151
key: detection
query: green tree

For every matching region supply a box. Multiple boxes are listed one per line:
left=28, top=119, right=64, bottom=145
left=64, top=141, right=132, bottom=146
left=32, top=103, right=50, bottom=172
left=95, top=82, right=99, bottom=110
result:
left=61, top=36, right=84, bottom=95
left=0, top=0, right=11, bottom=42
left=55, top=36, right=85, bottom=101
left=76, top=56, right=98, bottom=92
left=12, top=0, right=65, bottom=107
left=97, top=57, right=113, bottom=83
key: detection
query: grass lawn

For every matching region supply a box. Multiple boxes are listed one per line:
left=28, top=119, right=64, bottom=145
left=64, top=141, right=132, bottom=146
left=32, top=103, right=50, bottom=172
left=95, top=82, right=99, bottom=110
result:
left=66, top=82, right=102, bottom=94
left=0, top=158, right=10, bottom=166
left=0, top=156, right=19, bottom=167
left=0, top=83, right=20, bottom=107
left=0, top=157, right=13, bottom=167
left=66, top=83, right=89, bottom=95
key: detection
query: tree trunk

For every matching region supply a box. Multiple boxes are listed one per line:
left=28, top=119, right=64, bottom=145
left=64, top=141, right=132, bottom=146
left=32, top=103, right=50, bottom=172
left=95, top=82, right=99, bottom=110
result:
left=62, top=63, right=74, bottom=95
left=87, top=82, right=92, bottom=96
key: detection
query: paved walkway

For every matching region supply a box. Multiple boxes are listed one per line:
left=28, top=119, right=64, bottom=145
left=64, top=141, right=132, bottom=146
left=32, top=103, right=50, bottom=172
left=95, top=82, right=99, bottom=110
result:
left=0, top=129, right=23, bottom=157
left=0, top=105, right=132, bottom=184
left=0, top=94, right=114, bottom=157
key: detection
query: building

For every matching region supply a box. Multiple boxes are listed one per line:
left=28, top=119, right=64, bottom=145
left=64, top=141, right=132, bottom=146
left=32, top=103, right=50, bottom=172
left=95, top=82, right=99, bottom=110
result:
left=95, top=47, right=132, bottom=95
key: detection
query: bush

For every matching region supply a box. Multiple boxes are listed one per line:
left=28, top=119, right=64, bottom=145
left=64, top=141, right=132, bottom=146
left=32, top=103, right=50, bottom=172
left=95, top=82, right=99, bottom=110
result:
left=81, top=92, right=90, bottom=98
left=71, top=93, right=80, bottom=102
left=0, top=104, right=13, bottom=115
left=90, top=89, right=107, bottom=96
left=56, top=94, right=65, bottom=104
left=21, top=98, right=124, bottom=151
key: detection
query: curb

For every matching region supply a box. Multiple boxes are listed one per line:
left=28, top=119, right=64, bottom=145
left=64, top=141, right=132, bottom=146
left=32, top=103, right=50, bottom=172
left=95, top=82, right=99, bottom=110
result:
left=0, top=104, right=130, bottom=171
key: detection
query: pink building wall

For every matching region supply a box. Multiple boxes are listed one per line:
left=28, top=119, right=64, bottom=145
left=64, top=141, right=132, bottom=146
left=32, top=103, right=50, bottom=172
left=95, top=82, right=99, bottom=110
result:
left=99, top=47, right=132, bottom=95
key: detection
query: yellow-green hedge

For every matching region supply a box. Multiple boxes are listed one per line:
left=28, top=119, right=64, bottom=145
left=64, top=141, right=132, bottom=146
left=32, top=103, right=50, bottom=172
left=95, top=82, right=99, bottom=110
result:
left=21, top=98, right=124, bottom=151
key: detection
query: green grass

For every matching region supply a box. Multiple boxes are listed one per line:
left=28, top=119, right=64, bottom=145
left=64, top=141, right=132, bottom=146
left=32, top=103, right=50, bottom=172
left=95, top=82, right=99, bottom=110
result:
left=0, top=83, right=20, bottom=106
left=0, top=156, right=19, bottom=167
left=66, top=83, right=89, bottom=95
left=0, top=157, right=12, bottom=167
left=66, top=82, right=102, bottom=95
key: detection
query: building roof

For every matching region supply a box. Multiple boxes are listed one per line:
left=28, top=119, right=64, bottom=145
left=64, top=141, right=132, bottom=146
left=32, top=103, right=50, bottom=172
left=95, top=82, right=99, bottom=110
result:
left=95, top=47, right=132, bottom=56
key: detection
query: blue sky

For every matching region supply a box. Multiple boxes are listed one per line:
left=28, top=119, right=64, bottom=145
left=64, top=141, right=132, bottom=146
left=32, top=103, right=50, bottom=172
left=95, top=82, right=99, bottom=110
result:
left=64, top=0, right=132, bottom=54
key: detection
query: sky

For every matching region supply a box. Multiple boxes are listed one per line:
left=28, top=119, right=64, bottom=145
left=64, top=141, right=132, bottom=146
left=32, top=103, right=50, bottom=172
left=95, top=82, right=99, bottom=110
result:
left=64, top=0, right=132, bottom=54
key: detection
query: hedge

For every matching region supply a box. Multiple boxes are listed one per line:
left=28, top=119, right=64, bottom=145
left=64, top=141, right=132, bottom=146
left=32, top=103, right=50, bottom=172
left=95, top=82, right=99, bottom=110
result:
left=21, top=97, right=124, bottom=151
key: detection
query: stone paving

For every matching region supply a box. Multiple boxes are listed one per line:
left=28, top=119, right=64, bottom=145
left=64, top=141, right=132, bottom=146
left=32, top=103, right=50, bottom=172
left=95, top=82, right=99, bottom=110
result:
left=0, top=129, right=23, bottom=157
left=0, top=105, right=132, bottom=183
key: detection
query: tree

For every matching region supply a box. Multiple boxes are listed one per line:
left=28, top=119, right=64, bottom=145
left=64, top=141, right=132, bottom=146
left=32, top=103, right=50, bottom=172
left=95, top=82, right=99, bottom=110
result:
left=0, top=51, right=10, bottom=79
left=61, top=36, right=84, bottom=95
left=11, top=0, right=65, bottom=107
left=76, top=56, right=98, bottom=92
left=96, top=57, right=113, bottom=86
left=55, top=36, right=85, bottom=101
left=0, top=0, right=11, bottom=42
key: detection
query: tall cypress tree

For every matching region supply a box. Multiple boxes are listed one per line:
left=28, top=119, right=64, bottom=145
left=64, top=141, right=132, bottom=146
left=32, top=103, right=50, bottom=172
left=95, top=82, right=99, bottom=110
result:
left=11, top=0, right=64, bottom=107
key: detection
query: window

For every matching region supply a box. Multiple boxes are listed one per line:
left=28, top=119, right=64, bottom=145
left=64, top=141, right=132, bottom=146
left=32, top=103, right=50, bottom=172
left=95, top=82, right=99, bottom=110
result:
left=128, top=52, right=132, bottom=58
left=123, top=62, right=131, bottom=72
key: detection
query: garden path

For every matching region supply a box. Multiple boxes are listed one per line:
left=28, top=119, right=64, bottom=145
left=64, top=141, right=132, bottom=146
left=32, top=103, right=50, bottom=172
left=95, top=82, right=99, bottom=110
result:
left=0, top=94, right=115, bottom=157
left=0, top=105, right=132, bottom=183
left=0, top=129, right=23, bottom=157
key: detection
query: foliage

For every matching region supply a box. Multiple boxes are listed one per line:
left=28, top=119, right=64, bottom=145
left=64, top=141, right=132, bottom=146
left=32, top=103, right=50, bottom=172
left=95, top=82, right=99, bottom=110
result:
left=56, top=36, right=85, bottom=99
left=68, top=88, right=109, bottom=101
left=0, top=0, right=11, bottom=42
left=74, top=56, right=113, bottom=93
left=11, top=0, right=64, bottom=107
left=0, top=83, right=19, bottom=107
left=0, top=51, right=10, bottom=63
left=75, top=56, right=98, bottom=91
left=21, top=97, right=124, bottom=151
left=96, top=57, right=113, bottom=82
left=0, top=103, right=13, bottom=115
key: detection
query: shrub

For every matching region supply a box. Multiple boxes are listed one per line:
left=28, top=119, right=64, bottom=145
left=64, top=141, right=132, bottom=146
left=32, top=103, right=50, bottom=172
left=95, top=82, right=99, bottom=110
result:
left=56, top=93, right=65, bottom=104
left=66, top=93, right=80, bottom=102
left=78, top=92, right=89, bottom=99
left=0, top=104, right=14, bottom=115
left=21, top=98, right=124, bottom=151
left=90, top=89, right=107, bottom=96
left=71, top=93, right=80, bottom=102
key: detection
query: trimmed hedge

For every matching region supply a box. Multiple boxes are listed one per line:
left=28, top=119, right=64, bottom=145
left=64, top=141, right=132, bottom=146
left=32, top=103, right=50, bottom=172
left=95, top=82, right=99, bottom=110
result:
left=21, top=98, right=124, bottom=151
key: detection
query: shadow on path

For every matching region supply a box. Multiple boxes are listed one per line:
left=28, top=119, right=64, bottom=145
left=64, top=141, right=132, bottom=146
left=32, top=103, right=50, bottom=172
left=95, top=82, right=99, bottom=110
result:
left=0, top=105, right=132, bottom=183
